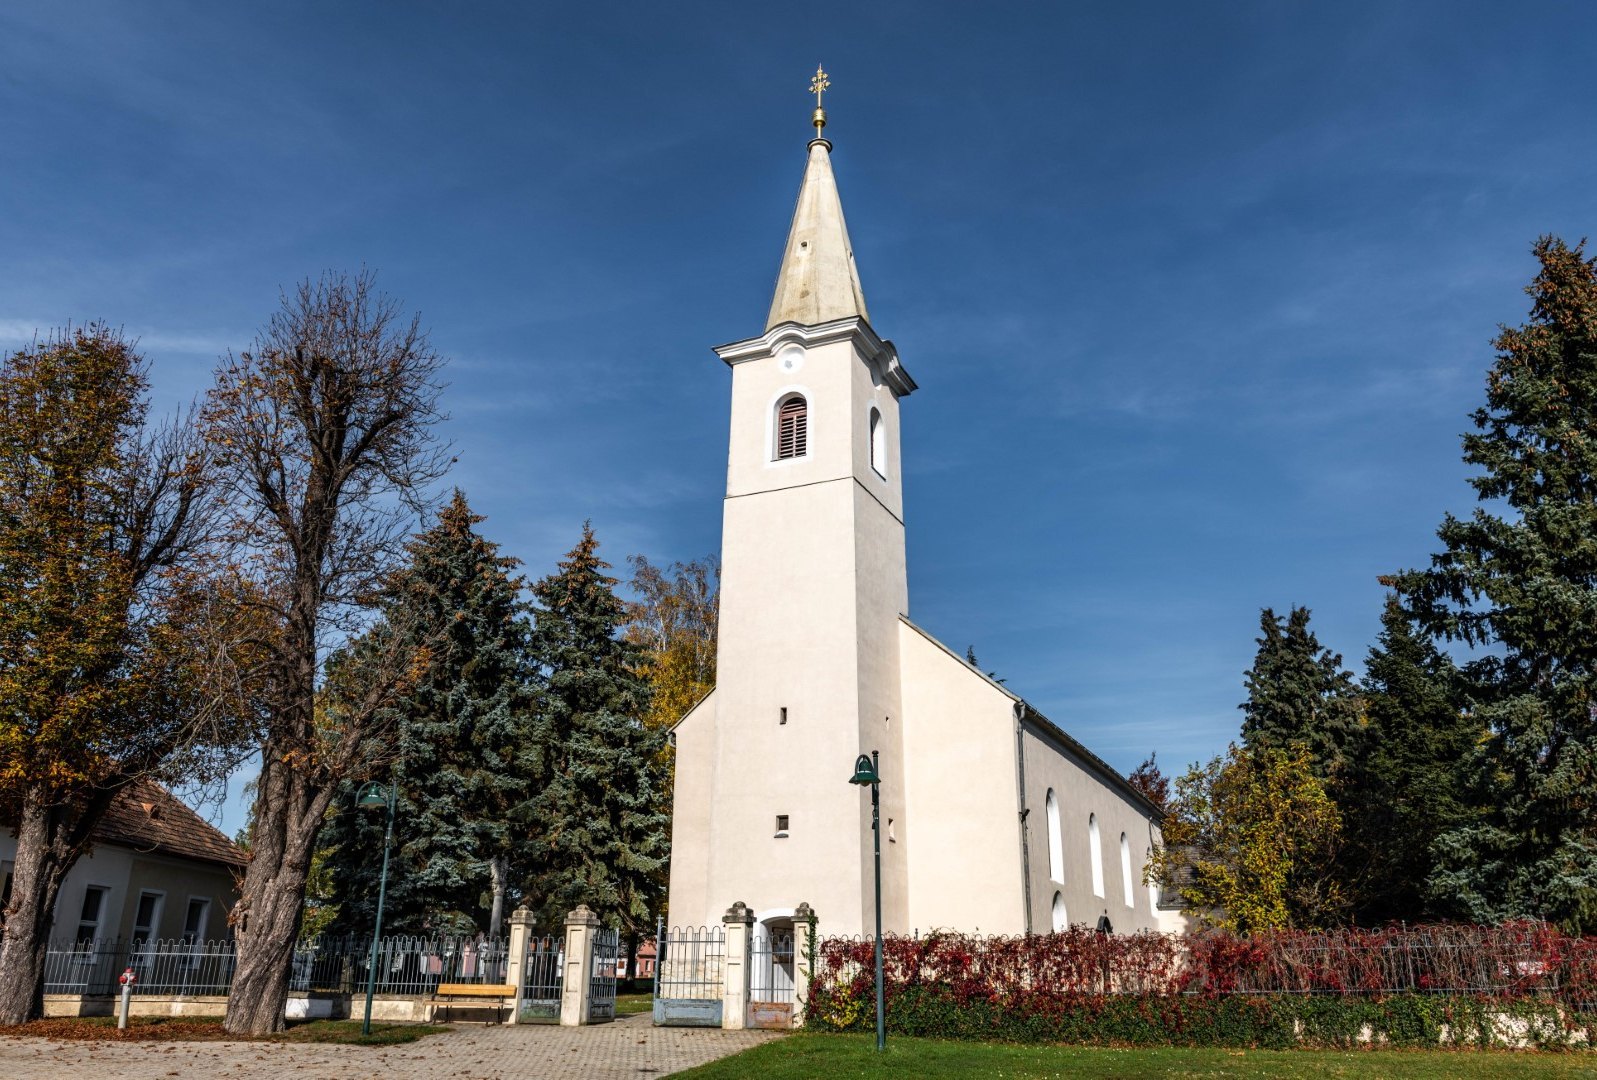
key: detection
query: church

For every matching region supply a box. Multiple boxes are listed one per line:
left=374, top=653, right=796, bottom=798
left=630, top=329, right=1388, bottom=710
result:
left=668, top=76, right=1177, bottom=940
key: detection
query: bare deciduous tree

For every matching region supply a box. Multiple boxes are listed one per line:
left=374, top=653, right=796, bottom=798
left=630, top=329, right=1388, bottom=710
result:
left=206, top=271, right=449, bottom=1035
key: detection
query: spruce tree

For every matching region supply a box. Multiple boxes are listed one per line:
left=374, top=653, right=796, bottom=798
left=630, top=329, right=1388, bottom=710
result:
left=1340, top=599, right=1482, bottom=924
left=323, top=491, right=537, bottom=936
left=524, top=524, right=668, bottom=932
left=1389, top=237, right=1597, bottom=932
left=1239, top=606, right=1360, bottom=778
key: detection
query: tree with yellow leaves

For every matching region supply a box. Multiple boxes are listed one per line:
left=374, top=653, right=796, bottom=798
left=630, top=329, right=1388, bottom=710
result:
left=1148, top=743, right=1346, bottom=933
left=624, top=554, right=718, bottom=740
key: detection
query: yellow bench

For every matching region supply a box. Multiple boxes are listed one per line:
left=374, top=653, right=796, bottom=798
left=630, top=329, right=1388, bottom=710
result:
left=432, top=982, right=516, bottom=1023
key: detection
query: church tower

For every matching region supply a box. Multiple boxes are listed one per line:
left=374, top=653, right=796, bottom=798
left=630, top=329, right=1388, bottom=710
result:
left=667, top=74, right=917, bottom=935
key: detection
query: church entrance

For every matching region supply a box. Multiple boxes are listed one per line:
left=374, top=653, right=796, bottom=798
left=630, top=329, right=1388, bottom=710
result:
left=748, top=916, right=796, bottom=1029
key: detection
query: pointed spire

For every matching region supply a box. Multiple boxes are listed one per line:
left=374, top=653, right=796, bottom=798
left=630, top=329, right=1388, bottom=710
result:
left=766, top=74, right=870, bottom=331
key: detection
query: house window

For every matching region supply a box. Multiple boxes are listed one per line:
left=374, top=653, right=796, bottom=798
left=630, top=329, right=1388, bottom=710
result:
left=774, top=815, right=790, bottom=837
left=77, top=886, right=109, bottom=945
left=1045, top=789, right=1064, bottom=883
left=775, top=395, right=808, bottom=459
left=869, top=407, right=886, bottom=478
left=1051, top=891, right=1067, bottom=932
left=132, top=892, right=164, bottom=944
left=1088, top=814, right=1105, bottom=898
left=182, top=897, right=210, bottom=951
left=1120, top=833, right=1135, bottom=910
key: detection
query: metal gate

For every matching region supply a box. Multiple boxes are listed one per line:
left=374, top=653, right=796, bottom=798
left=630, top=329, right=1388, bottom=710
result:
left=519, top=934, right=563, bottom=1023
left=589, top=928, right=619, bottom=1022
left=652, top=922, right=724, bottom=1027
left=748, top=929, right=795, bottom=1029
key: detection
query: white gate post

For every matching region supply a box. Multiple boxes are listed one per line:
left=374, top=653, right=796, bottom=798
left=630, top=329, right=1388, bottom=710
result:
left=792, top=901, right=817, bottom=1028
left=506, top=906, right=536, bottom=1024
left=721, top=901, right=754, bottom=1030
left=559, top=904, right=599, bottom=1026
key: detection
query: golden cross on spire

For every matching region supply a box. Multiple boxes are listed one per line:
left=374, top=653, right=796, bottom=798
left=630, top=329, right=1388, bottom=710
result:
left=810, top=65, right=830, bottom=140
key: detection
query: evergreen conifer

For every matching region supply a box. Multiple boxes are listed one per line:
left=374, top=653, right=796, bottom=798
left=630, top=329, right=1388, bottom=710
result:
left=324, top=491, right=537, bottom=935
left=524, top=524, right=668, bottom=931
left=1239, top=606, right=1360, bottom=778
left=1388, top=237, right=1597, bottom=931
left=1340, top=599, right=1482, bottom=924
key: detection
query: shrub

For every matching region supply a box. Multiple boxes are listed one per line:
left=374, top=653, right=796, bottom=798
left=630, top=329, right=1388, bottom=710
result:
left=804, top=924, right=1597, bottom=1049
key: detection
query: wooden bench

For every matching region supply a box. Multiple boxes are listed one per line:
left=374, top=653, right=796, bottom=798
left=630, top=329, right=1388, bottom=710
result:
left=432, top=982, right=516, bottom=1024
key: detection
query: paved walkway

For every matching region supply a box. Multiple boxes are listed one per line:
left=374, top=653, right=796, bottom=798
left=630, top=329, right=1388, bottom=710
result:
left=0, top=1013, right=780, bottom=1079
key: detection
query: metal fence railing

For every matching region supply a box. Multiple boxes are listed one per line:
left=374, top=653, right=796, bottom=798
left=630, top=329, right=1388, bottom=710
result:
left=42, top=933, right=514, bottom=998
left=521, top=935, right=563, bottom=1021
left=45, top=939, right=235, bottom=996
left=750, top=931, right=795, bottom=1005
left=654, top=923, right=725, bottom=1002
left=589, top=928, right=619, bottom=1021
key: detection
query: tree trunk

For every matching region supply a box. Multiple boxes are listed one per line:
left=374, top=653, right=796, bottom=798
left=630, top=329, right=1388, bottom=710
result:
left=222, top=750, right=332, bottom=1035
left=0, top=786, right=118, bottom=1026
left=488, top=857, right=506, bottom=938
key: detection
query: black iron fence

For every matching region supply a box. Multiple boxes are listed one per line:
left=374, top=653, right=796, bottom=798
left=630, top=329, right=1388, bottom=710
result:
left=520, top=934, right=564, bottom=1021
left=589, top=928, right=619, bottom=1021
left=42, top=933, right=511, bottom=998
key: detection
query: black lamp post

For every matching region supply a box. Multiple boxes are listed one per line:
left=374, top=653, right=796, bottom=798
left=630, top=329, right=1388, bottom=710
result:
left=848, top=751, right=885, bottom=1052
left=357, top=781, right=397, bottom=1036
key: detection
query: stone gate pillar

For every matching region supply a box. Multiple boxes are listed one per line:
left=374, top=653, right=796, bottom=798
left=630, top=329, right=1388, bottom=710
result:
left=506, top=906, right=536, bottom=1024
left=559, top=904, right=600, bottom=1026
left=721, top=901, right=755, bottom=1030
left=792, top=901, right=817, bottom=1028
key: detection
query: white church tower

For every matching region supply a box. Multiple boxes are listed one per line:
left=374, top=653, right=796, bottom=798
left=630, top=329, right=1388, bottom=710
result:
left=669, top=73, right=914, bottom=936
left=669, top=74, right=1175, bottom=940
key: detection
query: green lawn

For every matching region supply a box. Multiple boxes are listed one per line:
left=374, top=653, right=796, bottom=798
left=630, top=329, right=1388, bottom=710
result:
left=615, top=992, right=653, bottom=1016
left=673, top=1033, right=1595, bottom=1079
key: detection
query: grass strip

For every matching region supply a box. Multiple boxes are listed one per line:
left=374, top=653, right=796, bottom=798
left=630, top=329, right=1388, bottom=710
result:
left=673, top=1032, right=1596, bottom=1079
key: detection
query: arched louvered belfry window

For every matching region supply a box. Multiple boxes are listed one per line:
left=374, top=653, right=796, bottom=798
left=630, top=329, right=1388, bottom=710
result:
left=776, top=395, right=808, bottom=459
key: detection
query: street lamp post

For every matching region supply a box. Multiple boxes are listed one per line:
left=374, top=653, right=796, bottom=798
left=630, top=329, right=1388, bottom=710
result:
left=358, top=781, right=398, bottom=1036
left=848, top=751, right=885, bottom=1052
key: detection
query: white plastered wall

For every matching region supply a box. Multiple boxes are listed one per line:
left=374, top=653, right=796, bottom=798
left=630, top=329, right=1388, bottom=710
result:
left=1020, top=724, right=1167, bottom=935
left=897, top=619, right=1026, bottom=933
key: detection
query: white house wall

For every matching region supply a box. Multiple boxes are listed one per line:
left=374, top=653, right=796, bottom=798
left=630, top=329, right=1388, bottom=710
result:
left=0, top=834, right=237, bottom=943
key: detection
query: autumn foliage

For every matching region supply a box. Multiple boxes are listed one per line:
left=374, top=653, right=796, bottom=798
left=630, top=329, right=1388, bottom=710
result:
left=807, top=924, right=1597, bottom=1046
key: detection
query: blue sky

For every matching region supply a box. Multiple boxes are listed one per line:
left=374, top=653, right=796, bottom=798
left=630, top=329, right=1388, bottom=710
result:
left=4, top=2, right=1594, bottom=835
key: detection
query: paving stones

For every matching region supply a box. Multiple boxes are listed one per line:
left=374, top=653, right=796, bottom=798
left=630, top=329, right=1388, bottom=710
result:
left=0, top=1013, right=780, bottom=1079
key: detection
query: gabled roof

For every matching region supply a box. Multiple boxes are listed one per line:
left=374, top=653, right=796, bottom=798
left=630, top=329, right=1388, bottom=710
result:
left=766, top=139, right=871, bottom=331
left=90, top=779, right=246, bottom=870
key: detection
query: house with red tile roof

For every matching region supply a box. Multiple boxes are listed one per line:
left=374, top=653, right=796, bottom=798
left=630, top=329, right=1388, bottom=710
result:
left=2, top=780, right=245, bottom=947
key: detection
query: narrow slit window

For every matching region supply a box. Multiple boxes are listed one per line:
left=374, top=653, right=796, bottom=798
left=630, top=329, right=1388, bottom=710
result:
left=775, top=814, right=790, bottom=836
left=869, top=407, right=886, bottom=478
left=776, top=396, right=808, bottom=459
left=779, top=707, right=788, bottom=725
